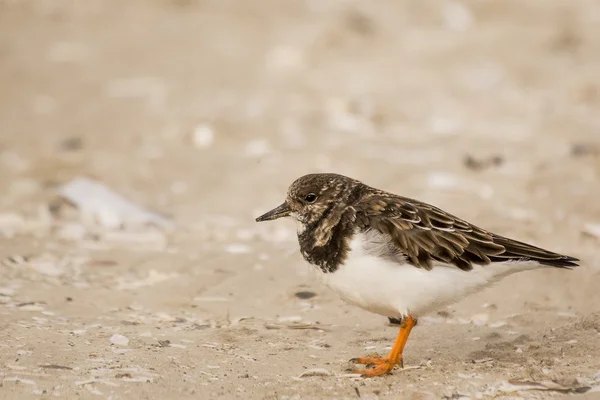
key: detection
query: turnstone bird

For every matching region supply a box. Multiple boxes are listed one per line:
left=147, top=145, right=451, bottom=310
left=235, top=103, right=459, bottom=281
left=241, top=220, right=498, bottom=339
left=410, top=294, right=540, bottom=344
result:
left=255, top=173, right=579, bottom=377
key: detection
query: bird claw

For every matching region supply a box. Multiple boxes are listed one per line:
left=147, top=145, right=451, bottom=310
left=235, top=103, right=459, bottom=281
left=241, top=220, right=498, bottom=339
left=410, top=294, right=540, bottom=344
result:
left=350, top=361, right=396, bottom=377
left=348, top=355, right=403, bottom=376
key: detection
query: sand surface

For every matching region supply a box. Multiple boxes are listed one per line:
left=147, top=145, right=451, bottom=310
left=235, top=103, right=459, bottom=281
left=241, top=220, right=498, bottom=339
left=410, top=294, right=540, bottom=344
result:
left=1, top=1, right=600, bottom=399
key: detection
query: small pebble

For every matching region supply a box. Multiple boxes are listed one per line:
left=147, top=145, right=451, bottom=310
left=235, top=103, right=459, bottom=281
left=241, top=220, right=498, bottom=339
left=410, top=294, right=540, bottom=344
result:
left=294, top=291, right=317, bottom=300
left=463, top=154, right=504, bottom=171
left=192, top=124, right=215, bottom=148
left=58, top=137, right=83, bottom=151
left=298, top=368, right=330, bottom=378
left=571, top=143, right=598, bottom=157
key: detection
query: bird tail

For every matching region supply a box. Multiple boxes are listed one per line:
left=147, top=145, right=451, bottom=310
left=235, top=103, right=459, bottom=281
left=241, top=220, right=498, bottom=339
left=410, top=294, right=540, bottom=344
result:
left=489, top=234, right=580, bottom=268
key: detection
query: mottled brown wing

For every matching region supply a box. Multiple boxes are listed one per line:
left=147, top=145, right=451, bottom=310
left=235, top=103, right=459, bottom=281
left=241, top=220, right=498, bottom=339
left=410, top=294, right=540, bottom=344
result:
left=354, top=194, right=579, bottom=271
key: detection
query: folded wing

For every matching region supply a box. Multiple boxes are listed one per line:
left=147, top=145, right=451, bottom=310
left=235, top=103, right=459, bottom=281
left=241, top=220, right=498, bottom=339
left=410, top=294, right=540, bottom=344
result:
left=354, top=194, right=579, bottom=271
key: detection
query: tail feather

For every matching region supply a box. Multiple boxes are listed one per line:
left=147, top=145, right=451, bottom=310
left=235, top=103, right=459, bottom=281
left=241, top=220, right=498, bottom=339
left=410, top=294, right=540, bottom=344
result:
left=490, top=235, right=579, bottom=268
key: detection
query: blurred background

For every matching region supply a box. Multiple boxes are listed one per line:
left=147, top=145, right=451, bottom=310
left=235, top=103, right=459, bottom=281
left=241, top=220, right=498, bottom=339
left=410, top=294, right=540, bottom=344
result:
left=1, top=1, right=600, bottom=399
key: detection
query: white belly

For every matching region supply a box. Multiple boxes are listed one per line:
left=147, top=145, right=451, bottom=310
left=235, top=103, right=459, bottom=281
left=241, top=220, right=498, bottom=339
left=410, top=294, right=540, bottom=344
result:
left=318, top=232, right=540, bottom=318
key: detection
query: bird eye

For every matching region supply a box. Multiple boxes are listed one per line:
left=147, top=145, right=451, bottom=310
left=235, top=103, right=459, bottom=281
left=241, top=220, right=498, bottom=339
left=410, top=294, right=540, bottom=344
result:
left=304, top=193, right=317, bottom=203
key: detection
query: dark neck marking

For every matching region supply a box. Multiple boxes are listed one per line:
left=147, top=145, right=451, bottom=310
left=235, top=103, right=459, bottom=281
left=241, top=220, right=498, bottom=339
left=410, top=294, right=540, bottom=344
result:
left=298, top=208, right=355, bottom=273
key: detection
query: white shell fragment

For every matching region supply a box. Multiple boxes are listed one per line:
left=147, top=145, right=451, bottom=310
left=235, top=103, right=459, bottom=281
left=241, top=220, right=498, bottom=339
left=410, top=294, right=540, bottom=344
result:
left=496, top=379, right=591, bottom=394
left=110, top=334, right=130, bottom=346
left=58, top=177, right=173, bottom=230
left=582, top=223, right=600, bottom=240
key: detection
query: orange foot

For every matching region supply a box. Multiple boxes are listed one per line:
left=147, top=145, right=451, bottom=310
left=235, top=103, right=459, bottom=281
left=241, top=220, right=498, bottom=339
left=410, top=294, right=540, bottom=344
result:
left=347, top=315, right=417, bottom=378
left=349, top=356, right=403, bottom=377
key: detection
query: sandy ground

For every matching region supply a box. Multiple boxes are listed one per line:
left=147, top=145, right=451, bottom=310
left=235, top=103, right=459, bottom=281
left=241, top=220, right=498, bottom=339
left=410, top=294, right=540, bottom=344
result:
left=1, top=1, right=600, bottom=399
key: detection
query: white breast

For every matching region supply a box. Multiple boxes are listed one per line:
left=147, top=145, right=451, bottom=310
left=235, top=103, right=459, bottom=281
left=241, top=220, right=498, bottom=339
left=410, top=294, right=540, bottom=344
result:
left=317, top=232, right=541, bottom=318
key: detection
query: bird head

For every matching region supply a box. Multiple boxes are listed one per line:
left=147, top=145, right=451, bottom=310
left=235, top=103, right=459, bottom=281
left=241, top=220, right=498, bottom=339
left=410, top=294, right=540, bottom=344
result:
left=255, top=173, right=361, bottom=228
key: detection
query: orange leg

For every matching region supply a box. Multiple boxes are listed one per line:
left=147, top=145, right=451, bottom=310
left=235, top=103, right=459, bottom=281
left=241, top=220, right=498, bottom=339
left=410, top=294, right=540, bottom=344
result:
left=350, top=315, right=417, bottom=377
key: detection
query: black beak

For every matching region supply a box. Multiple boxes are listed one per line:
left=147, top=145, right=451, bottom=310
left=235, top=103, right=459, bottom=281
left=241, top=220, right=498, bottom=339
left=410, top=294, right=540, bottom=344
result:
left=255, top=202, right=292, bottom=222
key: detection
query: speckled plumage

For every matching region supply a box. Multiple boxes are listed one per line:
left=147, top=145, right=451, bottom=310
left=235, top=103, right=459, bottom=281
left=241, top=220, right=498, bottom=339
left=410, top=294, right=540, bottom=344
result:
left=260, top=173, right=578, bottom=274
left=255, top=173, right=580, bottom=376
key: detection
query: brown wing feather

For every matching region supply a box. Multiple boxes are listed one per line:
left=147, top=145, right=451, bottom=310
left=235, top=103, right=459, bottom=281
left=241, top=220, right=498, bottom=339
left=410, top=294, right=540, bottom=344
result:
left=354, top=193, right=579, bottom=271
